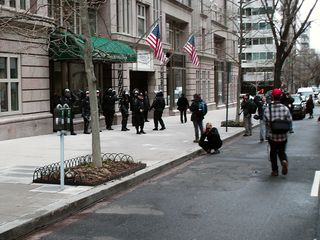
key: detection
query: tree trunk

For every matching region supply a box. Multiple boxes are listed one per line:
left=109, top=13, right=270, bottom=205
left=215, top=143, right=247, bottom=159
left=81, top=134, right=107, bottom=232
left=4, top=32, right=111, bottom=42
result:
left=79, top=0, right=102, bottom=168
left=274, top=59, right=283, bottom=88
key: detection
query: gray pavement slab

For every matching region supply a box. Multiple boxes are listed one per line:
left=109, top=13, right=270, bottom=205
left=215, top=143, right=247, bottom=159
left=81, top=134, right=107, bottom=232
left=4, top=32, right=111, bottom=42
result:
left=0, top=107, right=250, bottom=239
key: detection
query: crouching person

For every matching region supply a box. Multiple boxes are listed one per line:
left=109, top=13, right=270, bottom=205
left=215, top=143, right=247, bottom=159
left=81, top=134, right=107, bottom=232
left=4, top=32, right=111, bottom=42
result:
left=199, top=122, right=222, bottom=154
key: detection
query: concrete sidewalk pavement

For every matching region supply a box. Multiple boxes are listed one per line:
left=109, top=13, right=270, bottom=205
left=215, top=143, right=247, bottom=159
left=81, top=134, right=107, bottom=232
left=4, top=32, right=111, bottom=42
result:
left=0, top=107, right=252, bottom=239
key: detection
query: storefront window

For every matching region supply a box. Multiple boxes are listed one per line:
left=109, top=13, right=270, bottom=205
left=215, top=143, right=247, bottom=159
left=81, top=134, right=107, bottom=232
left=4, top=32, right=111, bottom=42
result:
left=0, top=82, right=8, bottom=112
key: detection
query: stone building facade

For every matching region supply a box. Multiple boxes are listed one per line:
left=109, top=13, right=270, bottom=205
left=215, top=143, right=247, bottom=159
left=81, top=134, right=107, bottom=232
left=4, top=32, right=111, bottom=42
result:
left=0, top=0, right=239, bottom=140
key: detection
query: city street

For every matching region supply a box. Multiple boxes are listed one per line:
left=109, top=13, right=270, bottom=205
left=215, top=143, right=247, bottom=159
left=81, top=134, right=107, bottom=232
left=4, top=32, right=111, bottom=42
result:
left=27, top=107, right=320, bottom=240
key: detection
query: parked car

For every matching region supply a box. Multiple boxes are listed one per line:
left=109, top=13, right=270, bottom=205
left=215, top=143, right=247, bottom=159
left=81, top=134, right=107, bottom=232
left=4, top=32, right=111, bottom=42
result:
left=291, top=94, right=306, bottom=120
left=297, top=87, right=314, bottom=101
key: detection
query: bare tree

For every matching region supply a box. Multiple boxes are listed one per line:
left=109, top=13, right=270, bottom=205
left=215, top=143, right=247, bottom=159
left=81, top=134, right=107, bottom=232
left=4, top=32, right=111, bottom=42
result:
left=261, top=0, right=319, bottom=88
left=79, top=0, right=102, bottom=168
left=0, top=0, right=104, bottom=167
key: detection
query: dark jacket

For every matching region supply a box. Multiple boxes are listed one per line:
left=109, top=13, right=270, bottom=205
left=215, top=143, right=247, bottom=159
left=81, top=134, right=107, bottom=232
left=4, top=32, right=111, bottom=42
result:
left=190, top=99, right=204, bottom=121
left=306, top=97, right=314, bottom=113
left=177, top=96, right=189, bottom=111
left=132, top=97, right=144, bottom=115
left=150, top=93, right=165, bottom=112
left=81, top=97, right=90, bottom=119
left=102, top=92, right=117, bottom=114
left=119, top=94, right=130, bottom=116
left=254, top=95, right=264, bottom=120
left=241, top=98, right=251, bottom=116
left=199, top=127, right=222, bottom=150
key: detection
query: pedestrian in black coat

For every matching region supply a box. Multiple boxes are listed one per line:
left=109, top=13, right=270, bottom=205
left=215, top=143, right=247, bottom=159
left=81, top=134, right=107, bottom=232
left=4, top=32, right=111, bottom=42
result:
left=81, top=91, right=91, bottom=134
left=132, top=91, right=145, bottom=134
left=102, top=88, right=118, bottom=130
left=150, top=91, right=166, bottom=130
left=306, top=94, right=314, bottom=119
left=177, top=93, right=189, bottom=123
left=119, top=92, right=131, bottom=131
left=199, top=122, right=222, bottom=154
left=143, top=91, right=150, bottom=122
left=59, top=88, right=77, bottom=135
left=189, top=94, right=204, bottom=142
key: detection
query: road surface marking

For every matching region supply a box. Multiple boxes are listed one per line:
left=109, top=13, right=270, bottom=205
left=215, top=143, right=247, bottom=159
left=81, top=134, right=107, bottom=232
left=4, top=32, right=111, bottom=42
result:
left=311, top=171, right=320, bottom=197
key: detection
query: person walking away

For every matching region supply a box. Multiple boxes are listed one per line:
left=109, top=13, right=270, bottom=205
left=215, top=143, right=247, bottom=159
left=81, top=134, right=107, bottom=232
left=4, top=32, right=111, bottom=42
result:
left=281, top=91, right=294, bottom=133
left=150, top=91, right=166, bottom=131
left=119, top=92, right=131, bottom=131
left=264, top=88, right=292, bottom=176
left=241, top=94, right=253, bottom=136
left=254, top=95, right=267, bottom=142
left=102, top=88, right=117, bottom=130
left=143, top=91, right=150, bottom=122
left=177, top=93, right=189, bottom=123
left=132, top=91, right=145, bottom=134
left=306, top=94, right=314, bottom=119
left=199, top=122, right=222, bottom=154
left=81, top=91, right=91, bottom=134
left=60, top=88, right=77, bottom=135
left=189, top=94, right=206, bottom=143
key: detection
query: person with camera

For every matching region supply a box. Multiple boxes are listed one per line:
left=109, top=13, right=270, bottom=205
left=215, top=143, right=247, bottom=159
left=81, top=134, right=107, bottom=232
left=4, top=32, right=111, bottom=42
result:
left=264, top=88, right=292, bottom=177
left=199, top=122, right=222, bottom=154
left=240, top=94, right=253, bottom=136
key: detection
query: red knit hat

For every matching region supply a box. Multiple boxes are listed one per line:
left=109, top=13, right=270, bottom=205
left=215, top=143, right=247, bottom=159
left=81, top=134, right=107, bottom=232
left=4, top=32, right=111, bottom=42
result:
left=272, top=88, right=282, bottom=97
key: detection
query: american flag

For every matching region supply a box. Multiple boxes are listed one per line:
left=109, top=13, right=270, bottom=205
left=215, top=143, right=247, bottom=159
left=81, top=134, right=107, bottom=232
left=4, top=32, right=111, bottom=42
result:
left=146, top=23, right=168, bottom=65
left=183, top=35, right=200, bottom=66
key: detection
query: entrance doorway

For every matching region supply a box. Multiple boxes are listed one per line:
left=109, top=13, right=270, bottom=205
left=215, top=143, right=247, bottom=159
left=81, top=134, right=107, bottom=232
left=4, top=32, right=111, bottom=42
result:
left=129, top=71, right=150, bottom=94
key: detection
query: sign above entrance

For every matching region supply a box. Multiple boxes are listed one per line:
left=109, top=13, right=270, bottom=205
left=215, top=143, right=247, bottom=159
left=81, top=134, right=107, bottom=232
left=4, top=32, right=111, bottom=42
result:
left=133, top=50, right=153, bottom=71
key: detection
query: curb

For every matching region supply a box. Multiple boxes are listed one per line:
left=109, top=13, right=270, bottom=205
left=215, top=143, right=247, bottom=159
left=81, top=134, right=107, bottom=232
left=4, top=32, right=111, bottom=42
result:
left=1, top=128, right=246, bottom=240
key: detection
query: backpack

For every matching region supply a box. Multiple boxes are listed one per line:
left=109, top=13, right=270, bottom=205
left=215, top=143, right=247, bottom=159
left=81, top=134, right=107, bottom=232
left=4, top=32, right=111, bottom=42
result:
left=247, top=99, right=257, bottom=114
left=198, top=100, right=208, bottom=116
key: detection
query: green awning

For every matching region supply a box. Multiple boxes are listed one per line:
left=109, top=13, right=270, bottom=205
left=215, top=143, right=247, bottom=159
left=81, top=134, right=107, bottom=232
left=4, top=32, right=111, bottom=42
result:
left=49, top=31, right=137, bottom=63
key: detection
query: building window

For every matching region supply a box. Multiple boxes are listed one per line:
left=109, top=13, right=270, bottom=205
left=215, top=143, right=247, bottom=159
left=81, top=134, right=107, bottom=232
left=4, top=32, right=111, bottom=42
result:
left=153, top=0, right=160, bottom=22
left=20, top=0, right=25, bottom=9
left=0, top=56, right=20, bottom=114
left=115, top=0, right=131, bottom=34
left=137, top=4, right=146, bottom=37
left=30, top=0, right=37, bottom=13
left=88, top=8, right=97, bottom=35
left=9, top=0, right=15, bottom=7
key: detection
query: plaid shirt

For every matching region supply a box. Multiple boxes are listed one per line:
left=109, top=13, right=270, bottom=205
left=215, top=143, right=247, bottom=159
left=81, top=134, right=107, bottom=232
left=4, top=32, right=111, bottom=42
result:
left=264, top=102, right=292, bottom=142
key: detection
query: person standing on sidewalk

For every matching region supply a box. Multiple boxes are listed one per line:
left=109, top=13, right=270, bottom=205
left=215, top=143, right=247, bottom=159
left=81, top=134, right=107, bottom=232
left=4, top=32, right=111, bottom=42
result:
left=281, top=91, right=294, bottom=133
left=240, top=94, right=252, bottom=136
left=264, top=88, right=292, bottom=177
left=60, top=88, right=77, bottom=135
left=189, top=93, right=205, bottom=143
left=81, top=91, right=91, bottom=134
left=199, top=122, right=222, bottom=154
left=254, top=95, right=267, bottom=142
left=150, top=91, right=166, bottom=131
left=306, top=94, right=314, bottom=119
left=177, top=93, right=189, bottom=123
left=132, top=91, right=146, bottom=134
left=143, top=91, right=150, bottom=122
left=119, top=91, right=131, bottom=131
left=102, top=88, right=118, bottom=130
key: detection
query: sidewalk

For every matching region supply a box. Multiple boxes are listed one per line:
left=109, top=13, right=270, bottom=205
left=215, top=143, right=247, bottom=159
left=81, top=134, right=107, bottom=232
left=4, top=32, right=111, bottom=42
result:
left=0, top=107, right=252, bottom=239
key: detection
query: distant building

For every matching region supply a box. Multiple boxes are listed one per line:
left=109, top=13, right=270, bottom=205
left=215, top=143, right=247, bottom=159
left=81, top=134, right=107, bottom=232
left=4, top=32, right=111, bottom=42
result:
left=240, top=0, right=276, bottom=93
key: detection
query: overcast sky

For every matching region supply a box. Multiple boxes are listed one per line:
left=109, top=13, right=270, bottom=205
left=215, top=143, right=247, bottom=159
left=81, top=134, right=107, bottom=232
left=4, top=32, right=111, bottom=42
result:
left=301, top=1, right=320, bottom=52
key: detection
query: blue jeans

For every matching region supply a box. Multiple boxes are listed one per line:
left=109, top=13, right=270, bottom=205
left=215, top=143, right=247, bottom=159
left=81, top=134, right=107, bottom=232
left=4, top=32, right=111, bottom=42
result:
left=259, top=119, right=267, bottom=140
left=193, top=120, right=203, bottom=140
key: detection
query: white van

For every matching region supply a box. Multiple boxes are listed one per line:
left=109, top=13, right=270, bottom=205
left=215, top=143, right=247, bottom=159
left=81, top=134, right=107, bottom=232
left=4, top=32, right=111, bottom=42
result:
left=297, top=87, right=314, bottom=101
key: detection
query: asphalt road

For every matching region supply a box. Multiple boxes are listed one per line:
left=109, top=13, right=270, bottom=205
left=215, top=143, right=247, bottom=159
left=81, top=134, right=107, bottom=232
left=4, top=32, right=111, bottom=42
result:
left=27, top=107, right=320, bottom=240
